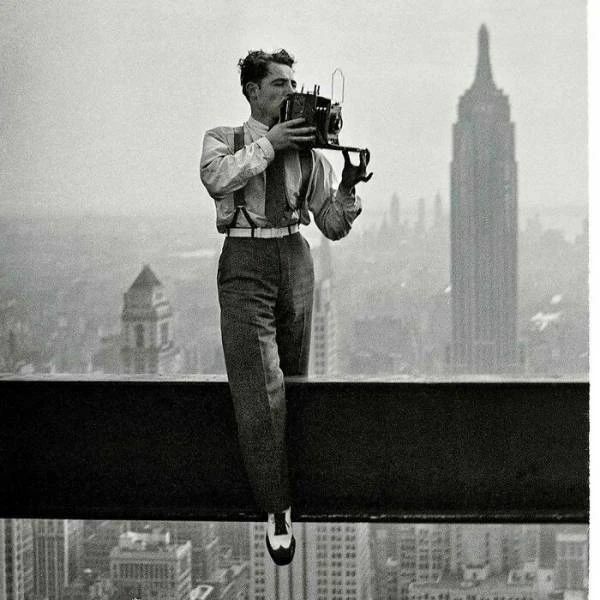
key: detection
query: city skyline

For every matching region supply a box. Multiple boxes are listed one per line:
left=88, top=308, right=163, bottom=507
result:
left=0, top=3, right=589, bottom=378
left=0, top=190, right=588, bottom=379
left=0, top=3, right=591, bottom=597
left=0, top=520, right=589, bottom=600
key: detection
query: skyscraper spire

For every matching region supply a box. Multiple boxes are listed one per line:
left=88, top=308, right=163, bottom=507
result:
left=473, top=24, right=495, bottom=90
left=451, top=24, right=518, bottom=374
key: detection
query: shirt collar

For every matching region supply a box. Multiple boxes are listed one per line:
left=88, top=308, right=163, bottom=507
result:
left=246, top=115, right=270, bottom=138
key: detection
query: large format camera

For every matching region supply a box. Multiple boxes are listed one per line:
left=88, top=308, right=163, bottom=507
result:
left=279, top=69, right=364, bottom=153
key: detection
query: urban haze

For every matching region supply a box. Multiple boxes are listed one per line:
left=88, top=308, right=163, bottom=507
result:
left=0, top=1, right=588, bottom=378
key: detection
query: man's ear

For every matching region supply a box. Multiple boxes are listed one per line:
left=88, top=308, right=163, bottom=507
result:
left=245, top=81, right=259, bottom=101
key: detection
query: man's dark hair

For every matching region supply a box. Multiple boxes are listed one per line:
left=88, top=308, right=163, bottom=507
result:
left=238, top=49, right=295, bottom=99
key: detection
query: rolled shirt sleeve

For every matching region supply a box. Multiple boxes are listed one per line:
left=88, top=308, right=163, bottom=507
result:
left=306, top=150, right=362, bottom=240
left=200, top=127, right=275, bottom=198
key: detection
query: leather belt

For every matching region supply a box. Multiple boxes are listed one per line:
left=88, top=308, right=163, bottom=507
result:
left=226, top=224, right=300, bottom=238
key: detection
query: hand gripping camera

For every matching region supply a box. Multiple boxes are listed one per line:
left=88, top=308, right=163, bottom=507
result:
left=279, top=69, right=365, bottom=153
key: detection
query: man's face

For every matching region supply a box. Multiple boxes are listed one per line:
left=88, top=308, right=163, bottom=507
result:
left=250, top=62, right=297, bottom=125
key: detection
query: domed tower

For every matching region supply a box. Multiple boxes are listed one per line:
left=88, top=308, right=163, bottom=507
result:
left=120, top=265, right=181, bottom=374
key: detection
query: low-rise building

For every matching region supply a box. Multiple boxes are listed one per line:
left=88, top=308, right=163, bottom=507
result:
left=408, top=562, right=538, bottom=600
left=109, top=529, right=191, bottom=600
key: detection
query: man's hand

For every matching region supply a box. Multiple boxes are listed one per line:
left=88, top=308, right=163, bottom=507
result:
left=340, top=149, right=373, bottom=193
left=265, top=118, right=316, bottom=152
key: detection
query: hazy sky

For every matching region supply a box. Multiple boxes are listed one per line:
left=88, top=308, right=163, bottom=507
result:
left=0, top=0, right=588, bottom=225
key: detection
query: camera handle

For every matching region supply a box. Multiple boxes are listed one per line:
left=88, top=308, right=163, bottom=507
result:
left=331, top=68, right=345, bottom=104
left=317, top=143, right=365, bottom=153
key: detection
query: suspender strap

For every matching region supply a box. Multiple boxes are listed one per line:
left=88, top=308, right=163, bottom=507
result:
left=298, top=150, right=314, bottom=207
left=229, top=127, right=311, bottom=232
left=233, top=127, right=245, bottom=209
left=230, top=126, right=257, bottom=230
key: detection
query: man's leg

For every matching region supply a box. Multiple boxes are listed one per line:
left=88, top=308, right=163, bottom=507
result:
left=275, top=233, right=315, bottom=376
left=264, top=232, right=313, bottom=565
left=217, top=237, right=291, bottom=514
left=270, top=232, right=314, bottom=529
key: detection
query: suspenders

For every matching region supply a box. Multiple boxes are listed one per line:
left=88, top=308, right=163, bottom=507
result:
left=228, top=125, right=313, bottom=235
left=298, top=150, right=313, bottom=203
left=229, top=126, right=258, bottom=235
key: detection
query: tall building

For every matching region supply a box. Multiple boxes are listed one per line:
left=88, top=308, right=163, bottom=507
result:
left=203, top=563, right=249, bottom=600
left=120, top=265, right=182, bottom=374
left=415, top=198, right=425, bottom=235
left=501, top=525, right=541, bottom=571
left=449, top=525, right=503, bottom=576
left=162, top=522, right=220, bottom=585
left=62, top=570, right=114, bottom=600
left=0, top=519, right=34, bottom=600
left=408, top=562, right=540, bottom=600
left=250, top=522, right=372, bottom=600
left=555, top=532, right=588, bottom=591
left=370, top=524, right=449, bottom=600
left=396, top=525, right=448, bottom=585
left=539, top=526, right=558, bottom=569
left=450, top=25, right=519, bottom=373
left=217, top=523, right=250, bottom=564
left=370, top=526, right=395, bottom=600
left=0, top=296, right=18, bottom=373
left=433, top=192, right=443, bottom=229
left=109, top=530, right=192, bottom=600
left=128, top=521, right=220, bottom=584
left=310, top=523, right=372, bottom=600
left=379, top=558, right=413, bottom=600
left=249, top=522, right=306, bottom=600
left=32, top=520, right=83, bottom=600
left=83, top=520, right=130, bottom=577
left=310, top=241, right=339, bottom=376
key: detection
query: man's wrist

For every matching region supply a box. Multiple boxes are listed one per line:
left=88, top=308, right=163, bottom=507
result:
left=257, top=136, right=275, bottom=162
left=339, top=181, right=355, bottom=196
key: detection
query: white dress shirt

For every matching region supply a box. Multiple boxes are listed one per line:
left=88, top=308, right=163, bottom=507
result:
left=200, top=116, right=362, bottom=240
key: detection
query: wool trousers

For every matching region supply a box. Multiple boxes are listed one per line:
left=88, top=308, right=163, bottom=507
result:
left=217, top=232, right=314, bottom=513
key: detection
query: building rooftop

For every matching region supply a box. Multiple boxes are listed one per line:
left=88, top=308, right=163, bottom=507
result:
left=129, top=265, right=162, bottom=290
left=410, top=571, right=536, bottom=592
left=557, top=533, right=588, bottom=543
left=111, top=530, right=186, bottom=556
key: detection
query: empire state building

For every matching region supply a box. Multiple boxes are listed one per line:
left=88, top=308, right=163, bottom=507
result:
left=450, top=25, right=518, bottom=374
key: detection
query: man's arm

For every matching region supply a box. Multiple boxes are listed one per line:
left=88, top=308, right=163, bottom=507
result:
left=308, top=149, right=372, bottom=240
left=200, top=127, right=274, bottom=198
left=200, top=119, right=315, bottom=198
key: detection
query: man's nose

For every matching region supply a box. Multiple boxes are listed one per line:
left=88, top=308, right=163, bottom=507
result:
left=283, top=81, right=294, bottom=94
